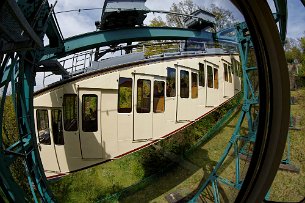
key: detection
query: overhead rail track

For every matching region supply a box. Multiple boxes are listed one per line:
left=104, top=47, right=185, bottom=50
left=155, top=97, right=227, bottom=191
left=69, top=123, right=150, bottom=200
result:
left=0, top=0, right=292, bottom=202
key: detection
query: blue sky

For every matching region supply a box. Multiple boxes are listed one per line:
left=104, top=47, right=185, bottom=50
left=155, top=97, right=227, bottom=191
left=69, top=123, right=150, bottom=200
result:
left=37, top=0, right=304, bottom=90
left=49, top=0, right=304, bottom=39
left=286, top=0, right=305, bottom=39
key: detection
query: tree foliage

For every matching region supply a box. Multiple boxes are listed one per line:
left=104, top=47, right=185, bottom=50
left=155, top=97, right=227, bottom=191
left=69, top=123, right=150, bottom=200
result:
left=209, top=4, right=237, bottom=31
left=165, top=0, right=237, bottom=31
left=166, top=0, right=199, bottom=28
left=285, top=34, right=305, bottom=76
left=149, top=16, right=167, bottom=27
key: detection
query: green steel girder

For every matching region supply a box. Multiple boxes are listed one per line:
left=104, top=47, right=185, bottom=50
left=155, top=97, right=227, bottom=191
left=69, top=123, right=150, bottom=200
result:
left=189, top=22, right=259, bottom=203
left=40, top=27, right=215, bottom=60
left=273, top=0, right=287, bottom=43
left=16, top=0, right=64, bottom=48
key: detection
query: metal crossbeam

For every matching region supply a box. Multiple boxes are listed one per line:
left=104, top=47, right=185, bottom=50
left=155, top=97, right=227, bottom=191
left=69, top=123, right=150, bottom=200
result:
left=189, top=22, right=259, bottom=202
left=0, top=1, right=289, bottom=203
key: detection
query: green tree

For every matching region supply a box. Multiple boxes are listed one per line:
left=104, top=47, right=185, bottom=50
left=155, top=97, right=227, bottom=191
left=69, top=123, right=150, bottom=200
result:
left=149, top=16, right=167, bottom=27
left=138, top=17, right=179, bottom=57
left=166, top=0, right=199, bottom=28
left=285, top=34, right=305, bottom=76
left=209, top=4, right=237, bottom=31
left=166, top=0, right=238, bottom=31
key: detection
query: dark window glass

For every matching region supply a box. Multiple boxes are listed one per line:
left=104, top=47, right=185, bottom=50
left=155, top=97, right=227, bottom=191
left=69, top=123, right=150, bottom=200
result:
left=207, top=65, right=213, bottom=88
left=63, top=94, right=78, bottom=131
left=36, top=109, right=51, bottom=145
left=166, top=68, right=176, bottom=97
left=228, top=65, right=232, bottom=83
left=224, top=63, right=228, bottom=82
left=214, top=68, right=219, bottom=89
left=180, top=70, right=189, bottom=98
left=153, top=81, right=165, bottom=113
left=82, top=95, right=98, bottom=132
left=137, top=79, right=151, bottom=113
left=118, top=77, right=132, bottom=113
left=238, top=62, right=242, bottom=77
left=51, top=109, right=64, bottom=145
left=191, top=72, right=198, bottom=98
left=232, top=59, right=237, bottom=75
left=199, top=63, right=205, bottom=86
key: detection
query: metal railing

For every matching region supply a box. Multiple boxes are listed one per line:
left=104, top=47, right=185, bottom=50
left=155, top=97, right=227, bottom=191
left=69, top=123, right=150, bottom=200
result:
left=41, top=41, right=238, bottom=87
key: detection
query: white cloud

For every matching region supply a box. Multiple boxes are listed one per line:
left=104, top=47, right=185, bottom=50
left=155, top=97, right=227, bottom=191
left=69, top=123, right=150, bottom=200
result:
left=37, top=0, right=304, bottom=90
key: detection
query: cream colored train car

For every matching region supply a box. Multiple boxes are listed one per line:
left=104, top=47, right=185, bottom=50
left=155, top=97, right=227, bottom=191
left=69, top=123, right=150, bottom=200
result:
left=34, top=52, right=242, bottom=179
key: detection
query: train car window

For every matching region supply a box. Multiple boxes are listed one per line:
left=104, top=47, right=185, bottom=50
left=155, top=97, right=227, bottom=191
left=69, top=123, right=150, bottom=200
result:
left=214, top=68, right=219, bottom=89
left=36, top=109, right=51, bottom=145
left=237, top=62, right=242, bottom=77
left=166, top=68, right=176, bottom=97
left=228, top=65, right=232, bottom=83
left=191, top=72, right=198, bottom=98
left=180, top=70, right=189, bottom=98
left=137, top=79, right=151, bottom=113
left=153, top=81, right=165, bottom=113
left=207, top=65, right=213, bottom=88
left=63, top=94, right=78, bottom=131
left=224, top=63, right=229, bottom=82
left=118, top=77, right=133, bottom=113
left=199, top=63, right=205, bottom=87
left=232, top=59, right=237, bottom=75
left=82, top=95, right=98, bottom=132
left=51, top=109, right=64, bottom=145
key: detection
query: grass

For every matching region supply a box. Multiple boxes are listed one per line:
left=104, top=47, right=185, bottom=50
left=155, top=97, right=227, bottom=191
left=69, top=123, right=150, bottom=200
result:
left=49, top=88, right=305, bottom=202
left=269, top=88, right=305, bottom=202
left=49, top=96, right=241, bottom=202
left=120, top=108, right=248, bottom=202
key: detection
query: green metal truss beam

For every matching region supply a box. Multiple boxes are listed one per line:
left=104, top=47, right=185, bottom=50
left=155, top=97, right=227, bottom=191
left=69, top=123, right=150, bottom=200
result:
left=40, top=27, right=216, bottom=60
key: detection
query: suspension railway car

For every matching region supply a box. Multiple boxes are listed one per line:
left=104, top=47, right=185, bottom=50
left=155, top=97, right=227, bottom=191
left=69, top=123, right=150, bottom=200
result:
left=34, top=50, right=242, bottom=179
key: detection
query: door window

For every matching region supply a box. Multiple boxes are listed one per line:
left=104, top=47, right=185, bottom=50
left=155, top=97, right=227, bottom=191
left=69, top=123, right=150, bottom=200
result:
left=36, top=109, right=51, bottom=145
left=214, top=68, right=219, bottom=89
left=166, top=68, right=176, bottom=97
left=118, top=77, right=133, bottom=113
left=82, top=95, right=98, bottom=132
left=228, top=65, right=232, bottom=83
left=224, top=63, right=229, bottom=82
left=191, top=72, right=198, bottom=98
left=137, top=79, right=151, bottom=113
left=63, top=94, right=78, bottom=131
left=180, top=70, right=189, bottom=98
left=153, top=81, right=165, bottom=113
left=51, top=109, right=64, bottom=145
left=199, top=63, right=205, bottom=87
left=207, top=65, right=213, bottom=88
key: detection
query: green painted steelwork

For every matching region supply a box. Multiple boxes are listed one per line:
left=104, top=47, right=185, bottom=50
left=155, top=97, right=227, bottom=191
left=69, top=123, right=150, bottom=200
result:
left=0, top=0, right=61, bottom=202
left=40, top=27, right=215, bottom=60
left=0, top=0, right=289, bottom=202
left=273, top=0, right=287, bottom=43
left=189, top=22, right=259, bottom=203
